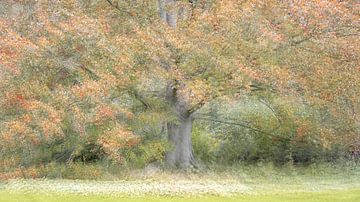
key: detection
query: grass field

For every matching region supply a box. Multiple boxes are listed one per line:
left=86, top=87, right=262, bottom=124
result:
left=1, top=189, right=360, bottom=202
left=1, top=164, right=360, bottom=202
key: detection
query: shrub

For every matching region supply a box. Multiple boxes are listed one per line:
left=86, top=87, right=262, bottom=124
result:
left=120, top=140, right=170, bottom=168
left=191, top=126, right=219, bottom=164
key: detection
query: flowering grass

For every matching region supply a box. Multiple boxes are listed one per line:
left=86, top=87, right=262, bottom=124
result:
left=1, top=164, right=360, bottom=201
left=1, top=189, right=360, bottom=202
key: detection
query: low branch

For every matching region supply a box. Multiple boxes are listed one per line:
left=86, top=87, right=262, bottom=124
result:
left=195, top=116, right=289, bottom=141
left=80, top=65, right=100, bottom=80
left=258, top=98, right=282, bottom=133
left=188, top=99, right=206, bottom=115
left=105, top=0, right=132, bottom=15
left=131, top=89, right=152, bottom=110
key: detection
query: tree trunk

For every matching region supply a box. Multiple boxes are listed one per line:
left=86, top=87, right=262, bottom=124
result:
left=165, top=114, right=196, bottom=168
left=158, top=0, right=197, bottom=168
left=158, top=0, right=178, bottom=28
left=165, top=84, right=197, bottom=168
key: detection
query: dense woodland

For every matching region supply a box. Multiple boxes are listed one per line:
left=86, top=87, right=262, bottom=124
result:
left=0, top=0, right=359, bottom=176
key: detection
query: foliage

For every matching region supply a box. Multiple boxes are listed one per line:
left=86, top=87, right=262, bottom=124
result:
left=0, top=0, right=359, bottom=170
left=120, top=140, right=170, bottom=168
left=191, top=126, right=219, bottom=164
left=194, top=96, right=351, bottom=165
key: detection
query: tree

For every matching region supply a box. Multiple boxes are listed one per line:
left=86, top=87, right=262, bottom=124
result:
left=0, top=0, right=359, bottom=169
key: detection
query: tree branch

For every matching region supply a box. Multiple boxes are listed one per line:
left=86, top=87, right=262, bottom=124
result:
left=105, top=0, right=132, bottom=15
left=80, top=65, right=100, bottom=80
left=188, top=99, right=206, bottom=115
left=130, top=89, right=152, bottom=110
left=258, top=98, right=282, bottom=133
left=195, top=116, right=290, bottom=141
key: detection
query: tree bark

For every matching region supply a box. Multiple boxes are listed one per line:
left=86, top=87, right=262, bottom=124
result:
left=165, top=84, right=197, bottom=168
left=158, top=0, right=178, bottom=28
left=158, top=0, right=197, bottom=168
left=166, top=114, right=196, bottom=168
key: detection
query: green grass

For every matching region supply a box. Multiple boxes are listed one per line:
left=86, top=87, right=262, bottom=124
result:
left=1, top=163, right=360, bottom=201
left=1, top=190, right=360, bottom=202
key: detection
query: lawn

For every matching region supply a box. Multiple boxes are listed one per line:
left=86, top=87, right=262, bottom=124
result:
left=1, top=164, right=360, bottom=202
left=1, top=189, right=360, bottom=202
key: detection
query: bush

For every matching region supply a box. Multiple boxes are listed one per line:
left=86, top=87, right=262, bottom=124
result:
left=192, top=96, right=354, bottom=166
left=120, top=140, right=170, bottom=168
left=192, top=126, right=219, bottom=164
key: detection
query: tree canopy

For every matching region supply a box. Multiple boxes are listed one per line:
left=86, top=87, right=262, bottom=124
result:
left=0, top=0, right=359, bottom=169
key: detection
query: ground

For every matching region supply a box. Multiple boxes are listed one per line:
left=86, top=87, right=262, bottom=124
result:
left=1, top=164, right=360, bottom=201
left=1, top=189, right=360, bottom=202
